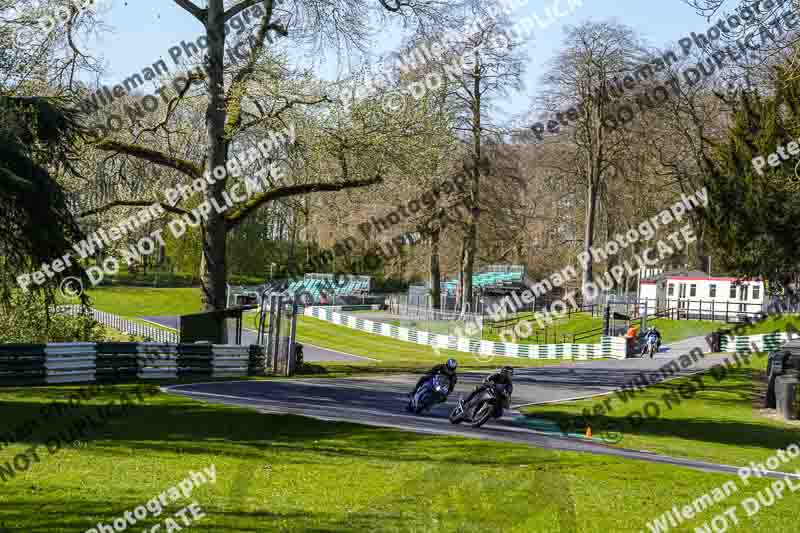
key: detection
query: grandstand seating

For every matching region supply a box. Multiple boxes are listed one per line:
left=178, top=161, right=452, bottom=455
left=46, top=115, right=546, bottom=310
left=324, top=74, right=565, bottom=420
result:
left=440, top=270, right=525, bottom=295
left=284, top=274, right=371, bottom=302
left=228, top=273, right=372, bottom=307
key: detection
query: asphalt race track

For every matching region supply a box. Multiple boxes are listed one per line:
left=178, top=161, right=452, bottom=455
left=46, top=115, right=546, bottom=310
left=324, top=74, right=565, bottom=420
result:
left=164, top=339, right=800, bottom=480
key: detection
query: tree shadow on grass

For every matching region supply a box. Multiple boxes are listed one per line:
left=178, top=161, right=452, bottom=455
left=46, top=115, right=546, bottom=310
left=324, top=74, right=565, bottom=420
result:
left=524, top=363, right=800, bottom=455
left=0, top=389, right=582, bottom=533
left=0, top=389, right=566, bottom=468
left=0, top=497, right=419, bottom=533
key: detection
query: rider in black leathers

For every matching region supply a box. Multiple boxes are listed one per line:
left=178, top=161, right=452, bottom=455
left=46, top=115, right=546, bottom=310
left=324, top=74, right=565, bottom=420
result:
left=410, top=359, right=458, bottom=397
left=463, top=366, right=514, bottom=409
left=643, top=326, right=662, bottom=352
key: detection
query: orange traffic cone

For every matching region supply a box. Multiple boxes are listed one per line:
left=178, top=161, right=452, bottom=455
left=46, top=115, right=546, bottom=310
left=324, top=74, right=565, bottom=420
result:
left=585, top=425, right=592, bottom=438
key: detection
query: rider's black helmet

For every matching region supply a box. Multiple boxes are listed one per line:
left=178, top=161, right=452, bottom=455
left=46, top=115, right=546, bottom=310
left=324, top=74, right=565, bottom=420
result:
left=500, top=366, right=514, bottom=377
left=446, top=358, right=458, bottom=371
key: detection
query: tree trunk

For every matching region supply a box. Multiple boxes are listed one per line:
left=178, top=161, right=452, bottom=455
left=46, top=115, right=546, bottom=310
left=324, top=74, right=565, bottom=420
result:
left=200, top=0, right=229, bottom=311
left=460, top=49, right=481, bottom=314
left=461, top=225, right=477, bottom=313
left=605, top=212, right=616, bottom=292
left=287, top=216, right=297, bottom=275
left=581, top=97, right=605, bottom=303
left=430, top=224, right=441, bottom=310
left=582, top=179, right=599, bottom=299
left=693, top=217, right=710, bottom=273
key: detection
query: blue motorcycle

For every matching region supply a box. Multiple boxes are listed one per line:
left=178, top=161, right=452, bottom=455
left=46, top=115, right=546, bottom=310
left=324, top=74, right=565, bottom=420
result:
left=407, top=374, right=451, bottom=414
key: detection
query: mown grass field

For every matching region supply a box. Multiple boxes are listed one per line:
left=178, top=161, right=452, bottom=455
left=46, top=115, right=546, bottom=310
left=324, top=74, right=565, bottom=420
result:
left=1, top=384, right=798, bottom=532
left=526, top=350, right=800, bottom=468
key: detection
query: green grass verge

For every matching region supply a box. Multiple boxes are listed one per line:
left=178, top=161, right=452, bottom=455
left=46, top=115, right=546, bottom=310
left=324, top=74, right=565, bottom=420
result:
left=720, top=313, right=800, bottom=336
left=244, top=312, right=564, bottom=372
left=648, top=316, right=730, bottom=344
left=525, top=351, right=800, bottom=468
left=1, top=385, right=798, bottom=532
left=66, top=287, right=203, bottom=317
left=398, top=311, right=723, bottom=345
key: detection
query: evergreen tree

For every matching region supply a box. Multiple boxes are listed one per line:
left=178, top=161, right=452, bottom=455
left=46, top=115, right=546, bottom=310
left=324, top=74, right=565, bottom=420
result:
left=703, top=69, right=800, bottom=296
left=0, top=96, right=87, bottom=302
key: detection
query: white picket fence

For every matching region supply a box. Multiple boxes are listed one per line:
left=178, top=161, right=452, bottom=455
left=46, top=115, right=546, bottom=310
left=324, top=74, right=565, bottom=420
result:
left=56, top=305, right=178, bottom=343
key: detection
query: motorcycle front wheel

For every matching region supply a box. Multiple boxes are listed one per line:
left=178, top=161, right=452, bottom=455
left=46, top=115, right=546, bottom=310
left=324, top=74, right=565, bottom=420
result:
left=415, top=392, right=432, bottom=414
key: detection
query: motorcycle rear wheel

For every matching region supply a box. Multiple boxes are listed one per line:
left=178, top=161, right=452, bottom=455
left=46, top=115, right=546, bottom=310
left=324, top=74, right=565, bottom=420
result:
left=470, top=402, right=494, bottom=428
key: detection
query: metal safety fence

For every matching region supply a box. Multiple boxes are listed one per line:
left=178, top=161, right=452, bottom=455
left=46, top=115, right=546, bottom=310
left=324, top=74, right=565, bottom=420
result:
left=54, top=305, right=178, bottom=343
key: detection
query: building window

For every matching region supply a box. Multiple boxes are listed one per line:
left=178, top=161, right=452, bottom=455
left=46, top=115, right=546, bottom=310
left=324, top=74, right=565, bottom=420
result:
left=668, top=284, right=674, bottom=297
left=709, top=284, right=717, bottom=298
left=753, top=286, right=761, bottom=300
left=690, top=284, right=697, bottom=297
left=730, top=284, right=736, bottom=299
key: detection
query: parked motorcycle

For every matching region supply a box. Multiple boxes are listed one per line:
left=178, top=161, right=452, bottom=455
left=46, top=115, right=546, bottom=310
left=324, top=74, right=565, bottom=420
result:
left=449, top=382, right=511, bottom=428
left=407, top=373, right=451, bottom=414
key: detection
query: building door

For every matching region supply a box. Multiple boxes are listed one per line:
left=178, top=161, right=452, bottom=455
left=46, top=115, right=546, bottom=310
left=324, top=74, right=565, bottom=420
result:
left=678, top=283, right=687, bottom=309
left=739, top=285, right=749, bottom=313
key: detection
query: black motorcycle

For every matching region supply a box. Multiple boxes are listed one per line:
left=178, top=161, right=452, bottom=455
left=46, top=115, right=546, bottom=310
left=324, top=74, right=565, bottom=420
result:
left=449, top=382, right=511, bottom=428
left=407, top=373, right=451, bottom=414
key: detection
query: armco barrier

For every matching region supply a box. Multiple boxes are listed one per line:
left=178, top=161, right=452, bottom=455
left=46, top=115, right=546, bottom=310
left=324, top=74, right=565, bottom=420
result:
left=0, top=342, right=266, bottom=385
left=136, top=343, right=178, bottom=380
left=45, top=343, right=96, bottom=384
left=719, top=331, right=794, bottom=354
left=304, top=306, right=627, bottom=360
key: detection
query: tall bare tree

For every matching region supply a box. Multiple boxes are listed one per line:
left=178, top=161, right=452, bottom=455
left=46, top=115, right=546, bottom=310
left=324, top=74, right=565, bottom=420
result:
left=83, top=0, right=456, bottom=311
left=535, top=21, right=645, bottom=301
left=434, top=11, right=527, bottom=312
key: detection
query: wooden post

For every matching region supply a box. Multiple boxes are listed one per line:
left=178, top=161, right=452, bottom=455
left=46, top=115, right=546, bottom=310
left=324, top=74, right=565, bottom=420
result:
left=272, top=295, right=283, bottom=375
left=287, top=301, right=298, bottom=375
left=266, top=294, right=277, bottom=373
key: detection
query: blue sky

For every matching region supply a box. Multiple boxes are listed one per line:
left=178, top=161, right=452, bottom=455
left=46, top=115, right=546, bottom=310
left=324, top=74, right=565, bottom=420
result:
left=88, top=0, right=708, bottom=119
